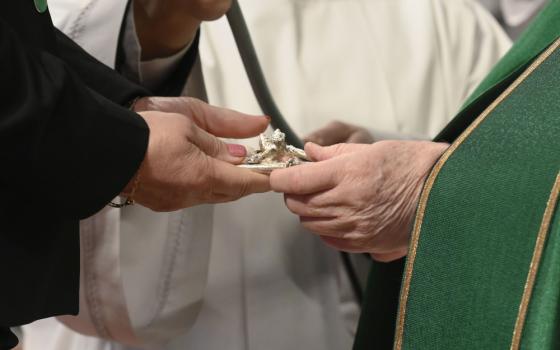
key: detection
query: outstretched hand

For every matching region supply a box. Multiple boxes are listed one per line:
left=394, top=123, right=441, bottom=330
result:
left=270, top=141, right=448, bottom=262
left=123, top=98, right=271, bottom=211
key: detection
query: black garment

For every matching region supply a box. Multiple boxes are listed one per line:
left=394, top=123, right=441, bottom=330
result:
left=0, top=1, right=191, bottom=347
left=0, top=329, right=17, bottom=350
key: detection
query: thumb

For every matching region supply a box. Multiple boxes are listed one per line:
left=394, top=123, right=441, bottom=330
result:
left=211, top=160, right=271, bottom=200
left=304, top=142, right=369, bottom=162
left=303, top=121, right=352, bottom=146
left=191, top=124, right=246, bottom=164
left=188, top=99, right=270, bottom=138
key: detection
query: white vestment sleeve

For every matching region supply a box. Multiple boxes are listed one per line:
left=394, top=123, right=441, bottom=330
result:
left=465, top=1, right=513, bottom=95
left=441, top=0, right=512, bottom=101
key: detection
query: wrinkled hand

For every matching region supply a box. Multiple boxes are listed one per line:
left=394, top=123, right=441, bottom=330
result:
left=124, top=99, right=271, bottom=211
left=270, top=141, right=448, bottom=262
left=304, top=121, right=374, bottom=145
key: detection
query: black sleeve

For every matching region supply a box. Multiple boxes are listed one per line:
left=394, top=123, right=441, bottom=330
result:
left=54, top=28, right=151, bottom=105
left=0, top=19, right=149, bottom=219
left=56, top=27, right=200, bottom=100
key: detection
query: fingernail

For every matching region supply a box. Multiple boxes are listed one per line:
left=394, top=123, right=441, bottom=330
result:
left=227, top=144, right=247, bottom=157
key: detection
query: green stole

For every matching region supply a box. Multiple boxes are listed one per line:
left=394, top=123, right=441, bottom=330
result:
left=353, top=1, right=560, bottom=349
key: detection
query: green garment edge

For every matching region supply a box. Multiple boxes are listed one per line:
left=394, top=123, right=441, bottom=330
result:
left=400, top=39, right=560, bottom=350
left=353, top=1, right=560, bottom=349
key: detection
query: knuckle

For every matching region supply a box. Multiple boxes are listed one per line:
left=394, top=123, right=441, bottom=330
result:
left=285, top=196, right=302, bottom=214
left=329, top=120, right=344, bottom=128
left=210, top=137, right=225, bottom=157
left=182, top=119, right=198, bottom=139
left=191, top=157, right=213, bottom=190
left=290, top=171, right=305, bottom=194
left=332, top=143, right=345, bottom=154
left=301, top=221, right=318, bottom=234
left=237, top=178, right=251, bottom=198
left=181, top=96, right=199, bottom=108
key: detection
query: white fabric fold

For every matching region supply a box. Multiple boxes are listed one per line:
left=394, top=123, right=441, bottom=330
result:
left=500, top=0, right=547, bottom=26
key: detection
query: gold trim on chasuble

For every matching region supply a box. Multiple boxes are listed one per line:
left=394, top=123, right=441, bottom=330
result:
left=394, top=37, right=560, bottom=350
left=510, top=173, right=560, bottom=350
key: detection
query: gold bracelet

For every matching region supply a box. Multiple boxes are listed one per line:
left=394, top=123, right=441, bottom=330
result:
left=108, top=170, right=141, bottom=208
left=108, top=197, right=134, bottom=208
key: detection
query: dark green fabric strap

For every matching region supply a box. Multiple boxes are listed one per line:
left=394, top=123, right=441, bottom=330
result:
left=397, top=39, right=560, bottom=350
left=522, top=206, right=560, bottom=349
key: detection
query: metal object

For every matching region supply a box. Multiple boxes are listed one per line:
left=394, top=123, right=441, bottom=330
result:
left=239, top=129, right=309, bottom=173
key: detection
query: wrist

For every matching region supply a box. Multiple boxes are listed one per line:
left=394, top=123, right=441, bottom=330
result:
left=400, top=142, right=449, bottom=245
left=132, top=96, right=152, bottom=112
left=110, top=165, right=142, bottom=208
left=122, top=165, right=142, bottom=197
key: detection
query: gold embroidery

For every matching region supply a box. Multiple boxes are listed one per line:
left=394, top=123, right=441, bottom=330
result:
left=394, top=37, right=560, bottom=350
left=510, top=173, right=560, bottom=350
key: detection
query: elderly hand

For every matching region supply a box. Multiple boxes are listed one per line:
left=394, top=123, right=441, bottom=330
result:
left=270, top=141, right=448, bottom=262
left=304, top=121, right=374, bottom=145
left=125, top=99, right=270, bottom=211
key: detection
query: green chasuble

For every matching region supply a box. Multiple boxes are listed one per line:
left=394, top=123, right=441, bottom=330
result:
left=354, top=1, right=560, bottom=349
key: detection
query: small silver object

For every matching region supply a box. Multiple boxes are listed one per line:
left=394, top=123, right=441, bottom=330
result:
left=239, top=129, right=309, bottom=173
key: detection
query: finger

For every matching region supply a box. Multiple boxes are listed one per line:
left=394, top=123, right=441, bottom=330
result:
left=320, top=236, right=367, bottom=253
left=304, top=142, right=370, bottom=162
left=210, top=160, right=271, bottom=201
left=187, top=98, right=270, bottom=138
left=190, top=125, right=246, bottom=164
left=284, top=193, right=342, bottom=217
left=347, top=130, right=374, bottom=144
left=299, top=216, right=354, bottom=238
left=270, top=161, right=338, bottom=194
left=370, top=249, right=408, bottom=262
left=303, top=121, right=352, bottom=146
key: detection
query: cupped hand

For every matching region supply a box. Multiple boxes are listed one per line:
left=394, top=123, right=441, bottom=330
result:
left=304, top=120, right=374, bottom=145
left=125, top=110, right=270, bottom=212
left=270, top=141, right=448, bottom=262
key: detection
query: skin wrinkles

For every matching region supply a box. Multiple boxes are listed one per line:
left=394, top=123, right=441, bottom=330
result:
left=272, top=140, right=448, bottom=262
left=126, top=97, right=271, bottom=212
